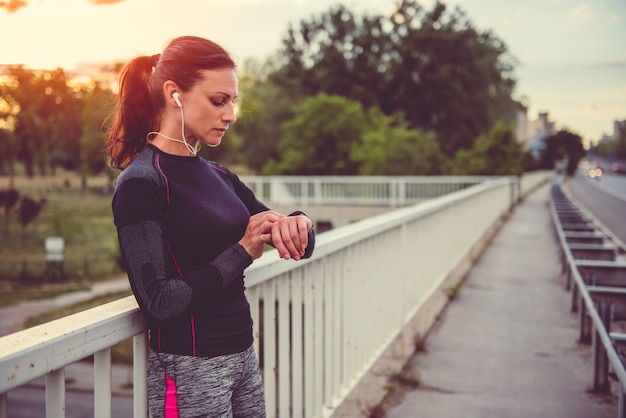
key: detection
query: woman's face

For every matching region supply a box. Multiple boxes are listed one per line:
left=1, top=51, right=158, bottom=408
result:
left=178, top=68, right=238, bottom=148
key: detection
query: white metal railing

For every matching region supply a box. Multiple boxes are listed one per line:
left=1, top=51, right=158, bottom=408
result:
left=0, top=172, right=554, bottom=418
left=241, top=175, right=496, bottom=207
left=0, top=297, right=148, bottom=418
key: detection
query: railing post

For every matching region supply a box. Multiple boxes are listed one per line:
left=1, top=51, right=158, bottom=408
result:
left=564, top=260, right=571, bottom=290
left=0, top=392, right=6, bottom=418
left=580, top=298, right=591, bottom=343
left=390, top=178, right=398, bottom=207
left=46, top=368, right=65, bottom=418
left=94, top=348, right=112, bottom=418
left=398, top=178, right=406, bottom=207
left=301, top=178, right=308, bottom=206
left=314, top=178, right=322, bottom=206
left=593, top=300, right=612, bottom=393
left=620, top=388, right=626, bottom=418
left=133, top=332, right=149, bottom=418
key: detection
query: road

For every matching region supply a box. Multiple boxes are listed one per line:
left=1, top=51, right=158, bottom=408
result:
left=567, top=172, right=626, bottom=245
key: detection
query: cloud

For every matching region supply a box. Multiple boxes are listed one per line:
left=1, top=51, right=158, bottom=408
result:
left=567, top=3, right=594, bottom=21
left=0, top=0, right=28, bottom=13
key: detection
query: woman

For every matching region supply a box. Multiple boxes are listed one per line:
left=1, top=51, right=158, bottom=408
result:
left=106, top=35, right=315, bottom=418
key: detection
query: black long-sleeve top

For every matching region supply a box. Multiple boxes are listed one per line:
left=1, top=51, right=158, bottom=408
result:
left=112, top=144, right=314, bottom=358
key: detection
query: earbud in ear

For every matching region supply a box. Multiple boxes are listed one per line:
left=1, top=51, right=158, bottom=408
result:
left=172, top=92, right=183, bottom=108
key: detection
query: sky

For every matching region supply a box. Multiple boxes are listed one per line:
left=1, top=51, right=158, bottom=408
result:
left=1, top=0, right=625, bottom=145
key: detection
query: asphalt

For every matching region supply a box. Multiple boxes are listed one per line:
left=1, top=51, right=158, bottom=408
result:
left=384, top=183, right=618, bottom=418
left=4, top=182, right=622, bottom=415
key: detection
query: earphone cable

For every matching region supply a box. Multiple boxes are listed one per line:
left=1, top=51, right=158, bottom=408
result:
left=146, top=106, right=198, bottom=155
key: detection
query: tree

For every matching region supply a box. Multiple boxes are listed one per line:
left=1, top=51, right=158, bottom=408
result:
left=0, top=66, right=83, bottom=176
left=0, top=128, right=17, bottom=175
left=0, top=188, right=20, bottom=236
left=591, top=124, right=626, bottom=161
left=18, top=195, right=46, bottom=244
left=276, top=4, right=382, bottom=109
left=228, top=59, right=305, bottom=173
left=80, top=83, right=114, bottom=177
left=267, top=93, right=368, bottom=175
left=541, top=130, right=586, bottom=176
left=452, top=122, right=525, bottom=175
left=351, top=108, right=450, bottom=175
left=278, top=0, right=519, bottom=157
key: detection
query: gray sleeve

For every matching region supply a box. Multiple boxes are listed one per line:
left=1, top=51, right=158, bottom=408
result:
left=118, top=220, right=252, bottom=323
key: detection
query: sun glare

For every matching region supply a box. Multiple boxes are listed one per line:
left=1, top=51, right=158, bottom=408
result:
left=1, top=0, right=150, bottom=71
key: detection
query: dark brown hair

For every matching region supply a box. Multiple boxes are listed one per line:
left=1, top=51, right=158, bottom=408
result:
left=105, top=36, right=235, bottom=169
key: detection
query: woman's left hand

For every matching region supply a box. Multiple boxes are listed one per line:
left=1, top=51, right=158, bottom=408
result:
left=271, top=215, right=312, bottom=261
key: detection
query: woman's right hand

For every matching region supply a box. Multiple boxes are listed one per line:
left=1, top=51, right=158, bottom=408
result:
left=238, top=211, right=284, bottom=260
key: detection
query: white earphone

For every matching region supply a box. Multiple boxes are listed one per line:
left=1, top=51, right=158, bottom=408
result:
left=145, top=90, right=198, bottom=155
left=172, top=92, right=183, bottom=108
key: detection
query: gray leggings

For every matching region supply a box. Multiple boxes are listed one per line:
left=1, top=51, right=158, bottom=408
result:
left=147, top=346, right=266, bottom=418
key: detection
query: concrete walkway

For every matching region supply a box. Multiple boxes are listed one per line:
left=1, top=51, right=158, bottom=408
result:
left=385, top=184, right=618, bottom=418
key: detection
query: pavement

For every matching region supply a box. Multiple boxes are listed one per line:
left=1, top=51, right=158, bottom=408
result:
left=384, top=183, right=618, bottom=418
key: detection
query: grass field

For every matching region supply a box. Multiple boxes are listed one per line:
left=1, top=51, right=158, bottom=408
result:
left=0, top=170, right=122, bottom=281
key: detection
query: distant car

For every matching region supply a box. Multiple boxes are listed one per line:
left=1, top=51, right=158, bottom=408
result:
left=611, top=162, right=626, bottom=175
left=588, top=167, right=603, bottom=179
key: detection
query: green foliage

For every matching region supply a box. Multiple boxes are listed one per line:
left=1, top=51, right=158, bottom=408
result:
left=0, top=172, right=122, bottom=281
left=591, top=124, right=626, bottom=160
left=228, top=62, right=300, bottom=172
left=540, top=130, right=586, bottom=176
left=352, top=109, right=450, bottom=175
left=0, top=128, right=18, bottom=175
left=0, top=188, right=20, bottom=235
left=267, top=93, right=367, bottom=175
left=278, top=0, right=520, bottom=157
left=18, top=195, right=47, bottom=243
left=452, top=122, right=525, bottom=175
left=80, top=83, right=114, bottom=175
left=0, top=66, right=84, bottom=176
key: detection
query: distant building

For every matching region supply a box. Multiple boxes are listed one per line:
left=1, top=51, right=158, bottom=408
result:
left=593, top=119, right=626, bottom=147
left=528, top=112, right=556, bottom=160
left=513, top=110, right=557, bottom=158
left=613, top=120, right=626, bottom=139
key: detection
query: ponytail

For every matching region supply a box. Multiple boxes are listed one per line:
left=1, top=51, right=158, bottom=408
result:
left=106, top=54, right=160, bottom=170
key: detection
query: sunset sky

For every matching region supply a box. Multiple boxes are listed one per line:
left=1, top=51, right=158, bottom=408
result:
left=1, top=0, right=625, bottom=144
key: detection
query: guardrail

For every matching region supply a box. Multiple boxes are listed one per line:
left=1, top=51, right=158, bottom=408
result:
left=241, top=175, right=499, bottom=207
left=549, top=178, right=626, bottom=416
left=0, top=172, right=553, bottom=418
